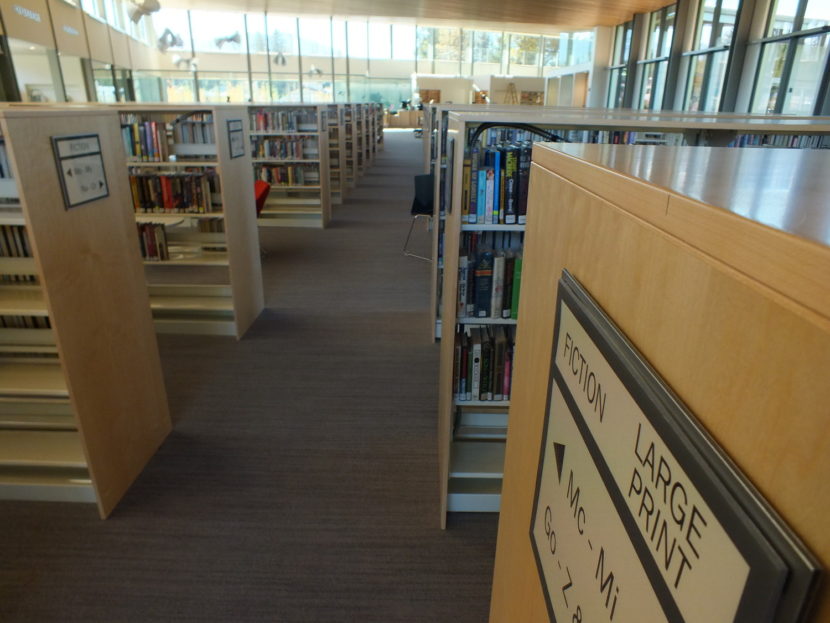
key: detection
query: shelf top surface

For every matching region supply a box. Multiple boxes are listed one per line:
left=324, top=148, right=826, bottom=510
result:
left=447, top=108, right=830, bottom=133
left=537, top=143, right=830, bottom=249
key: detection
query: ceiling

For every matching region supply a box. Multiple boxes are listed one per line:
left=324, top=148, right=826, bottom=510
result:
left=160, top=0, right=672, bottom=31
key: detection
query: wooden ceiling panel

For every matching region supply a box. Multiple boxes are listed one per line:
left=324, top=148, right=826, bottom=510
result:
left=161, top=0, right=672, bottom=29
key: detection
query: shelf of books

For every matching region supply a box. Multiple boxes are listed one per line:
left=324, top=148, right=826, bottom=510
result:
left=364, top=103, right=376, bottom=164
left=354, top=104, right=366, bottom=178
left=435, top=107, right=830, bottom=527
left=0, top=107, right=170, bottom=517
left=249, top=105, right=331, bottom=229
left=373, top=103, right=384, bottom=152
left=429, top=107, right=830, bottom=344
left=120, top=104, right=264, bottom=338
left=343, top=104, right=357, bottom=189
left=326, top=104, right=347, bottom=205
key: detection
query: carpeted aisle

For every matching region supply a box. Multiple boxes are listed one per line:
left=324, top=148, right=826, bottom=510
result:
left=0, top=129, right=499, bottom=622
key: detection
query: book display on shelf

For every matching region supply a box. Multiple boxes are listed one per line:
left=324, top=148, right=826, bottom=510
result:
left=0, top=107, right=171, bottom=517
left=373, top=103, right=384, bottom=152
left=428, top=106, right=830, bottom=343
left=435, top=107, right=830, bottom=529
left=344, top=104, right=357, bottom=188
left=327, top=104, right=347, bottom=205
left=248, top=105, right=331, bottom=229
left=119, top=105, right=264, bottom=338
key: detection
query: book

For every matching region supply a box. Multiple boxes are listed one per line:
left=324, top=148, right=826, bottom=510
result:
left=474, top=252, right=494, bottom=317
left=518, top=143, right=531, bottom=225
left=458, top=255, right=469, bottom=316
left=470, top=327, right=483, bottom=401
left=480, top=327, right=493, bottom=401
left=476, top=168, right=487, bottom=223
left=504, top=145, right=519, bottom=224
left=491, top=254, right=505, bottom=319
left=468, top=144, right=480, bottom=223
left=503, top=255, right=515, bottom=318
left=484, top=167, right=495, bottom=224
left=510, top=256, right=523, bottom=320
left=493, top=326, right=507, bottom=400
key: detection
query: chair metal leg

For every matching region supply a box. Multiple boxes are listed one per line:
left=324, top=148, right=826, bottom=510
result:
left=403, top=214, right=432, bottom=262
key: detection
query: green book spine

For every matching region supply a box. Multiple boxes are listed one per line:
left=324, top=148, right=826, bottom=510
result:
left=510, top=257, right=523, bottom=320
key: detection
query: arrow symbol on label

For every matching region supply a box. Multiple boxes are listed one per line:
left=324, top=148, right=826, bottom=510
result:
left=554, top=442, right=566, bottom=483
left=66, top=169, right=72, bottom=177
left=98, top=180, right=104, bottom=188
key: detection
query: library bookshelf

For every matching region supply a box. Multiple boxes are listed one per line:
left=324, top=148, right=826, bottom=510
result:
left=0, top=107, right=170, bottom=517
left=373, top=103, right=384, bottom=152
left=249, top=104, right=331, bottom=229
left=344, top=104, right=358, bottom=189
left=119, top=104, right=264, bottom=338
left=429, top=106, right=830, bottom=342
left=436, top=107, right=830, bottom=528
left=490, top=143, right=830, bottom=621
left=326, top=104, right=347, bottom=205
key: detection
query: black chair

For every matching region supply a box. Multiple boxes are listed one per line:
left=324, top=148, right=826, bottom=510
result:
left=404, top=173, right=434, bottom=261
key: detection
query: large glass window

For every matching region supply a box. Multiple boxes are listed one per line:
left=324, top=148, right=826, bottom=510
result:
left=637, top=5, right=675, bottom=110
left=542, top=36, right=560, bottom=67
left=8, top=39, right=63, bottom=102
left=368, top=22, right=391, bottom=59
left=151, top=9, right=191, bottom=54
left=751, top=0, right=830, bottom=114
left=473, top=31, right=502, bottom=64
left=197, top=72, right=250, bottom=102
left=416, top=27, right=434, bottom=61
left=509, top=33, right=541, bottom=67
left=694, top=0, right=739, bottom=49
left=607, top=21, right=633, bottom=107
left=190, top=11, right=247, bottom=57
left=348, top=20, right=368, bottom=60
left=683, top=0, right=737, bottom=112
left=685, top=49, right=729, bottom=111
left=434, top=28, right=461, bottom=61
left=782, top=32, right=829, bottom=113
left=392, top=24, right=415, bottom=60
left=59, top=55, right=89, bottom=102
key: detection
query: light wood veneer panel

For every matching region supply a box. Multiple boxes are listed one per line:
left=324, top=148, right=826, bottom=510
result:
left=491, top=166, right=830, bottom=621
left=1, top=109, right=171, bottom=518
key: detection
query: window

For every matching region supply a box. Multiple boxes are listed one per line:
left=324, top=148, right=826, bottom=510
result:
left=416, top=27, right=434, bottom=61
left=694, top=0, right=739, bottom=49
left=190, top=12, right=246, bottom=55
left=683, top=0, right=739, bottom=112
left=637, top=5, right=676, bottom=110
left=751, top=0, right=830, bottom=114
left=607, top=21, right=634, bottom=107
left=151, top=9, right=191, bottom=54
left=473, top=31, right=502, bottom=65
left=509, top=33, right=541, bottom=67
left=299, top=17, right=333, bottom=74
left=434, top=28, right=461, bottom=61
left=542, top=36, right=560, bottom=67
left=348, top=20, right=368, bottom=60
left=368, top=22, right=391, bottom=59
left=392, top=24, right=415, bottom=61
left=685, top=49, right=729, bottom=111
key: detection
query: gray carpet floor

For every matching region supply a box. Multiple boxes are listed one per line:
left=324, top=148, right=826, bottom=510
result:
left=0, top=129, right=499, bottom=622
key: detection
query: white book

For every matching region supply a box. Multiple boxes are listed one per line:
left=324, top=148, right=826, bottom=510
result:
left=470, top=328, right=482, bottom=401
left=485, top=168, right=495, bottom=224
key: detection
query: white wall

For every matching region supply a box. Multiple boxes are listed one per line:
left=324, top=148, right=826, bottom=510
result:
left=415, top=75, right=473, bottom=104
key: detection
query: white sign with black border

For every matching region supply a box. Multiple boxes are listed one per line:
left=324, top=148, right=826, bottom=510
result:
left=52, top=134, right=109, bottom=209
left=227, top=119, right=245, bottom=159
left=530, top=270, right=820, bottom=623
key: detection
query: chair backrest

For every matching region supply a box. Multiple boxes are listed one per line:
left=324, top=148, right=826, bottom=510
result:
left=412, top=173, right=434, bottom=216
left=254, top=180, right=270, bottom=216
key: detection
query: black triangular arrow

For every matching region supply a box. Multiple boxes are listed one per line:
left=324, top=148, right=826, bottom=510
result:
left=553, top=442, right=566, bottom=483
left=66, top=169, right=72, bottom=177
left=98, top=181, right=104, bottom=188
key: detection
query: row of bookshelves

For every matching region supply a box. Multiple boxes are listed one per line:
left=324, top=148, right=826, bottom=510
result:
left=0, top=101, right=382, bottom=515
left=431, top=104, right=830, bottom=528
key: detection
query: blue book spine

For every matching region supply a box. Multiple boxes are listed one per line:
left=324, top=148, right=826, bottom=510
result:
left=492, top=148, right=501, bottom=224
left=476, top=169, right=487, bottom=224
